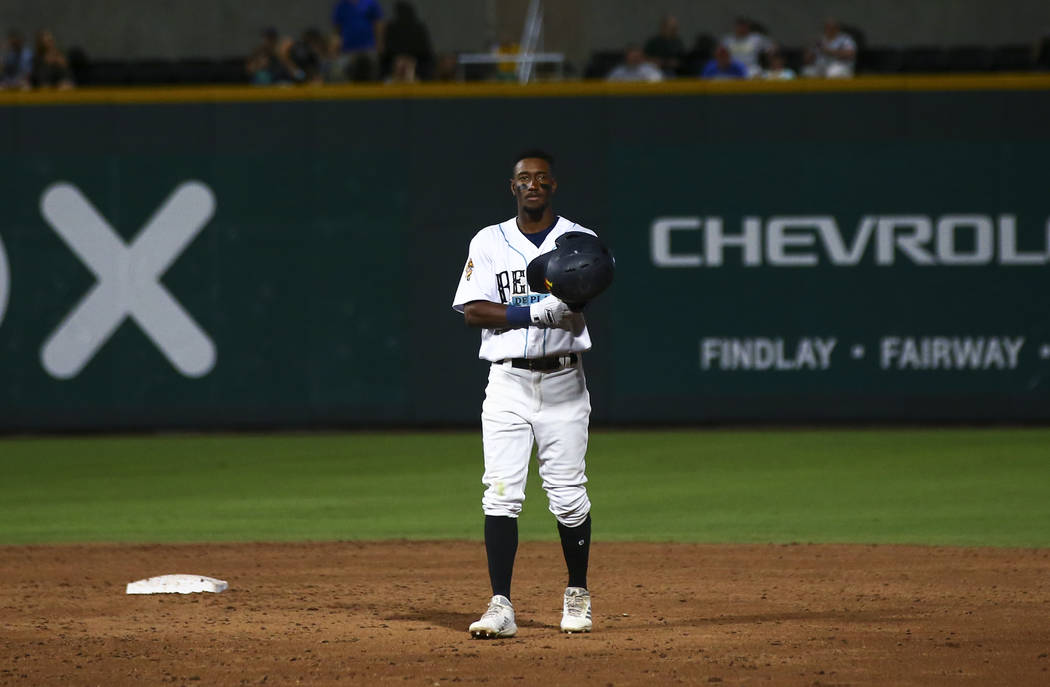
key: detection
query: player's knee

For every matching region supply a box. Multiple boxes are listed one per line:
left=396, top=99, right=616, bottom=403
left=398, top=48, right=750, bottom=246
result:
left=548, top=487, right=590, bottom=527
left=482, top=501, right=522, bottom=518
left=482, top=483, right=525, bottom=517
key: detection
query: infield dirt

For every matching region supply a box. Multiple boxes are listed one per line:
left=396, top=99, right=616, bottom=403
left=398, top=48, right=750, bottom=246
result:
left=2, top=541, right=1048, bottom=686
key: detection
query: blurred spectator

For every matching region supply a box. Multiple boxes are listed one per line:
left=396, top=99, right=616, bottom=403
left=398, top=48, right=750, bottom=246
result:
left=799, top=47, right=821, bottom=77
left=720, top=17, right=772, bottom=78
left=246, top=28, right=301, bottom=85
left=382, top=1, right=433, bottom=80
left=606, top=44, right=664, bottom=82
left=288, top=28, right=330, bottom=84
left=31, top=30, right=74, bottom=89
left=331, top=0, right=385, bottom=81
left=683, top=33, right=715, bottom=75
left=701, top=44, right=747, bottom=79
left=761, top=51, right=796, bottom=80
left=433, top=52, right=459, bottom=81
left=386, top=54, right=417, bottom=83
left=815, top=19, right=857, bottom=77
left=2, top=30, right=33, bottom=89
left=643, top=14, right=686, bottom=77
left=490, top=34, right=521, bottom=81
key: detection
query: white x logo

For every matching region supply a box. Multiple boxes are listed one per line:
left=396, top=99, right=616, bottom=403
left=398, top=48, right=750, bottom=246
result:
left=40, top=181, right=217, bottom=379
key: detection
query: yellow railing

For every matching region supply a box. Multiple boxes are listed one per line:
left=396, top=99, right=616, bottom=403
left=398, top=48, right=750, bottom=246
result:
left=1, top=73, right=1049, bottom=106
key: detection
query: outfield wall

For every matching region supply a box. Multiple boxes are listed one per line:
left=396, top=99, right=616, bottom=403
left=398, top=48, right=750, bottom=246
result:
left=1, top=78, right=1049, bottom=430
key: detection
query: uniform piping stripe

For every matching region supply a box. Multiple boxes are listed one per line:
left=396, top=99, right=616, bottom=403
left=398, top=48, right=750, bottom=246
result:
left=496, top=223, right=529, bottom=267
left=497, top=223, right=531, bottom=357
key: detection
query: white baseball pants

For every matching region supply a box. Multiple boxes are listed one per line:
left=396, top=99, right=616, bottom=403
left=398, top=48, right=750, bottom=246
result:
left=480, top=359, right=591, bottom=527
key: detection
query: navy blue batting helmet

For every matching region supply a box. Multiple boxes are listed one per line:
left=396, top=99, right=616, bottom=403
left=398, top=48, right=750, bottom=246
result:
left=526, top=232, right=615, bottom=308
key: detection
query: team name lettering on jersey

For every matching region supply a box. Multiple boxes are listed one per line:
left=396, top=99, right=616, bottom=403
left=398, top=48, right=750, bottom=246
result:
left=509, top=294, right=547, bottom=307
left=495, top=269, right=527, bottom=303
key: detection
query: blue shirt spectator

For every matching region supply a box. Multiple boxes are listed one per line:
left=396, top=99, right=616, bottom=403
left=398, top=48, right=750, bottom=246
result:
left=701, top=45, right=748, bottom=79
left=2, top=30, right=34, bottom=89
left=332, top=0, right=384, bottom=52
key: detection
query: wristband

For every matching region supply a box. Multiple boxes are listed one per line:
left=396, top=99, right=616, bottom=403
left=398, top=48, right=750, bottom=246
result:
left=506, top=306, right=531, bottom=328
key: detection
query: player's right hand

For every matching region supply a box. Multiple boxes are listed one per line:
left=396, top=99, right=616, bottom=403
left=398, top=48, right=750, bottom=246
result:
left=529, top=297, right=574, bottom=329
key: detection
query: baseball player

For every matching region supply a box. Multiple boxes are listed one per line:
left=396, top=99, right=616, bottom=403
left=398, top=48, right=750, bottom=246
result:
left=452, top=150, right=595, bottom=638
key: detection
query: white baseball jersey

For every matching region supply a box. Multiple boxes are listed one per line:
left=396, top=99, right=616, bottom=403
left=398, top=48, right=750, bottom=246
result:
left=452, top=216, right=594, bottom=361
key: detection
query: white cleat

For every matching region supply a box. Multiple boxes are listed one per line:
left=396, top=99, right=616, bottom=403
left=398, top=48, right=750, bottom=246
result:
left=469, top=594, right=518, bottom=639
left=560, top=586, right=592, bottom=633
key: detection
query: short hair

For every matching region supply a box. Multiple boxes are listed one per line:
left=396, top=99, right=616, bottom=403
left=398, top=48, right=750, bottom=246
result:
left=512, top=149, right=555, bottom=174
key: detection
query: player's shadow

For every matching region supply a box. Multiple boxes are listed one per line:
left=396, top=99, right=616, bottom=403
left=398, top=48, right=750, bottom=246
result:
left=387, top=609, right=557, bottom=632
left=386, top=609, right=477, bottom=631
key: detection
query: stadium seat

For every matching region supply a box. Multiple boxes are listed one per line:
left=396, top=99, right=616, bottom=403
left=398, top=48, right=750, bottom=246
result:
left=85, top=58, right=250, bottom=86
left=213, top=57, right=249, bottom=84
left=943, top=45, right=992, bottom=73
left=461, top=62, right=498, bottom=82
left=583, top=50, right=623, bottom=80
left=172, top=59, right=221, bottom=84
left=990, top=44, right=1033, bottom=71
left=857, top=46, right=903, bottom=73
left=899, top=46, right=947, bottom=73
left=85, top=60, right=132, bottom=85
left=125, top=60, right=177, bottom=85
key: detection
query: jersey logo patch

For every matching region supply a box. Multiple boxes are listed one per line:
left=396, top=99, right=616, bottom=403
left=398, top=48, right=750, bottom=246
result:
left=465, top=258, right=474, bottom=280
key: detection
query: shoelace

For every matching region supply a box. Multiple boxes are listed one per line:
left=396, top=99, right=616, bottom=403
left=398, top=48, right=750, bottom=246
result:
left=482, top=601, right=508, bottom=620
left=565, top=594, right=588, bottom=617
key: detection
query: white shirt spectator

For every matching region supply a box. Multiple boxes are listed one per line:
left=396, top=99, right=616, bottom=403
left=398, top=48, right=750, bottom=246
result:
left=721, top=32, right=771, bottom=77
left=606, top=47, right=665, bottom=82
left=762, top=66, right=796, bottom=80
left=818, top=30, right=857, bottom=78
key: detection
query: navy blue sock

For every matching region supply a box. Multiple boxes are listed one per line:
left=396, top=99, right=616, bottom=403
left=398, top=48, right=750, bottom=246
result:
left=484, top=515, right=518, bottom=600
left=557, top=515, right=591, bottom=589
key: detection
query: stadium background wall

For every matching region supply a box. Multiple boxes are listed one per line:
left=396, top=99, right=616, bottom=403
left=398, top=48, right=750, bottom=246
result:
left=6, top=0, right=1050, bottom=66
left=1, top=81, right=1049, bottom=431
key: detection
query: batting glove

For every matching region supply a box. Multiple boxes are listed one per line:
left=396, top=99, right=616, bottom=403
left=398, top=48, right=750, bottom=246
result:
left=530, top=297, right=573, bottom=328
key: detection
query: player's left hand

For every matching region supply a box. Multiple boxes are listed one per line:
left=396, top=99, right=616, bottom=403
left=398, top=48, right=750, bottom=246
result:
left=530, top=297, right=574, bottom=329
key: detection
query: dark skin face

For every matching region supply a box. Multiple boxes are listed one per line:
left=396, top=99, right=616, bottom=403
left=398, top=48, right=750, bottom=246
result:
left=462, top=156, right=558, bottom=328
left=510, top=157, right=557, bottom=232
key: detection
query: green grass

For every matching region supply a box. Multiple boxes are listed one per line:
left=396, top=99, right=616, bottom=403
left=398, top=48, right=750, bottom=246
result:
left=0, top=429, right=1047, bottom=547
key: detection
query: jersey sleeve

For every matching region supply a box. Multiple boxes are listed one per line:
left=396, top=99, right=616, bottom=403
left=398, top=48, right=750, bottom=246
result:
left=452, top=234, right=498, bottom=312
